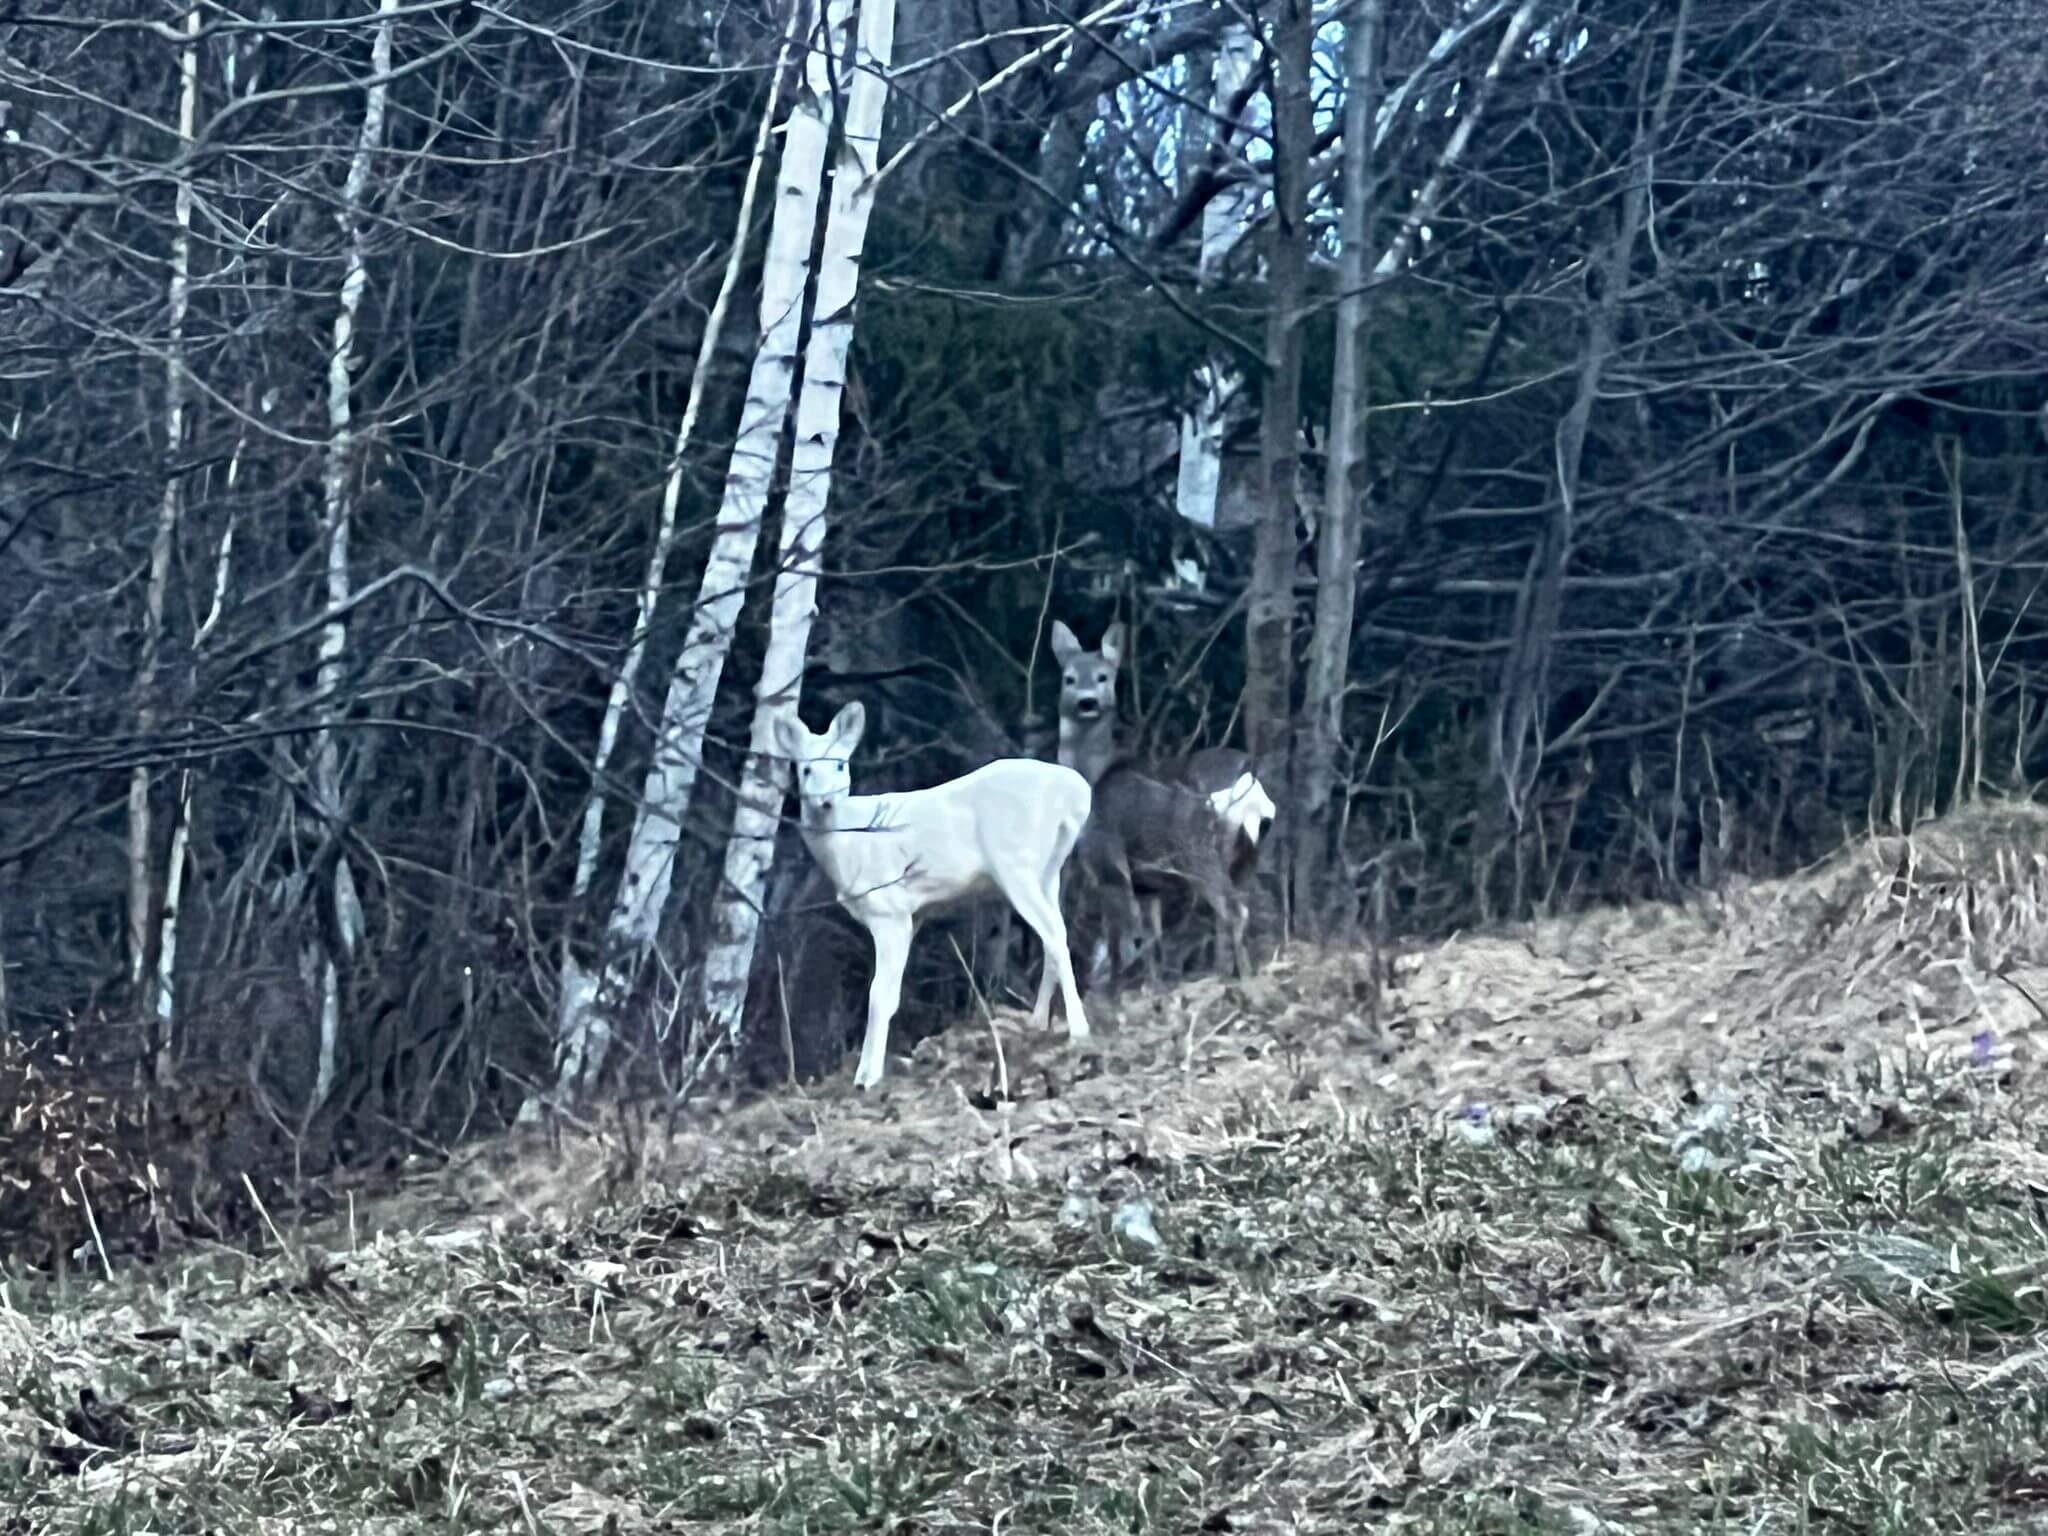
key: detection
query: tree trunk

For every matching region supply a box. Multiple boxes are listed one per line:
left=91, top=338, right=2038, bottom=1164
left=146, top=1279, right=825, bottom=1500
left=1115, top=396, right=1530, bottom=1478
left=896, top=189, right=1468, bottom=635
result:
left=546, top=9, right=801, bottom=1109
left=1293, top=0, right=1384, bottom=933
left=1493, top=0, right=1688, bottom=827
left=1170, top=3, right=1507, bottom=548
left=567, top=10, right=798, bottom=912
left=1242, top=0, right=1315, bottom=925
left=308, top=0, right=399, bottom=1111
left=1172, top=22, right=1257, bottom=535
left=1003, top=106, right=1085, bottom=284
left=129, top=4, right=200, bottom=1019
left=1286, top=0, right=1540, bottom=919
left=698, top=0, right=899, bottom=1065
left=552, top=0, right=854, bottom=1101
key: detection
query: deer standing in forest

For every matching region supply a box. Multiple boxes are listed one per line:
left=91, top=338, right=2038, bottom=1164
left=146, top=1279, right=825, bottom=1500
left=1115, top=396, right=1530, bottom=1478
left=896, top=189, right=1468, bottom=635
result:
left=1075, top=758, right=1251, bottom=989
left=1049, top=620, right=1274, bottom=982
left=774, top=701, right=1093, bottom=1089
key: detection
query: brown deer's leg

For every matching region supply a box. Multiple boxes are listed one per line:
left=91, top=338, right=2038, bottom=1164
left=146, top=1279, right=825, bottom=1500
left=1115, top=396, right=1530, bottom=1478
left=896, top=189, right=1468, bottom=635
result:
left=1206, top=848, right=1248, bottom=980
left=1141, top=892, right=1167, bottom=982
left=1113, top=862, right=1149, bottom=993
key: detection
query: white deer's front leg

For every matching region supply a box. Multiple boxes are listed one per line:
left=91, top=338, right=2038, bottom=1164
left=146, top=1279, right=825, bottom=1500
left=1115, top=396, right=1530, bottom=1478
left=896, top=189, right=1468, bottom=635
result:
left=855, top=913, right=912, bottom=1090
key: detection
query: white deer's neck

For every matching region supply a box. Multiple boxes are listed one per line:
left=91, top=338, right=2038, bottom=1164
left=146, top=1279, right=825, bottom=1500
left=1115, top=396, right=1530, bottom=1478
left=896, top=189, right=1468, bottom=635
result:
left=799, top=788, right=873, bottom=836
left=795, top=790, right=873, bottom=885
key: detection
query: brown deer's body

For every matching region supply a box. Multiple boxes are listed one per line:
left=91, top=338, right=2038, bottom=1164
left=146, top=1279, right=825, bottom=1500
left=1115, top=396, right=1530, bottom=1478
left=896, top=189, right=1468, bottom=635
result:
left=1075, top=755, right=1249, bottom=988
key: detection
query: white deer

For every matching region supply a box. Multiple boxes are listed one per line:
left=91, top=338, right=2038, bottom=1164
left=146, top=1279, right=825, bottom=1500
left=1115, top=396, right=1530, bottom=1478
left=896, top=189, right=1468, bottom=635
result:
left=773, top=701, right=1093, bottom=1090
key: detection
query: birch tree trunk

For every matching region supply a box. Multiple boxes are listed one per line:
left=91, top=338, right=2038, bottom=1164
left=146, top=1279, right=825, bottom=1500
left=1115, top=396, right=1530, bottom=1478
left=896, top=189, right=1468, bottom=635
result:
left=1294, top=0, right=1383, bottom=930
left=309, top=0, right=399, bottom=1110
left=147, top=30, right=264, bottom=1083
left=1242, top=0, right=1315, bottom=936
left=551, top=0, right=854, bottom=1101
left=1172, top=22, right=1256, bottom=536
left=698, top=0, right=899, bottom=1060
left=128, top=4, right=200, bottom=1015
left=153, top=499, right=234, bottom=1081
left=567, top=9, right=800, bottom=911
left=547, top=9, right=802, bottom=1106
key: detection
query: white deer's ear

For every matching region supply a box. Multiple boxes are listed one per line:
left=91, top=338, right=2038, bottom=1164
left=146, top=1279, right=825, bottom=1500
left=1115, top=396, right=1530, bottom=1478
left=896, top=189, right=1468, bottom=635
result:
left=1100, top=623, right=1125, bottom=666
left=1049, top=620, right=1081, bottom=665
left=827, top=700, right=866, bottom=754
left=772, top=710, right=809, bottom=761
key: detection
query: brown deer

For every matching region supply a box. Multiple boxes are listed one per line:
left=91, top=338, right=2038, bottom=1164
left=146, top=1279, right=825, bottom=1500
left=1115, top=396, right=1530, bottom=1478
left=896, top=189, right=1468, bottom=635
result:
left=1047, top=620, right=1274, bottom=983
left=1073, top=756, right=1250, bottom=990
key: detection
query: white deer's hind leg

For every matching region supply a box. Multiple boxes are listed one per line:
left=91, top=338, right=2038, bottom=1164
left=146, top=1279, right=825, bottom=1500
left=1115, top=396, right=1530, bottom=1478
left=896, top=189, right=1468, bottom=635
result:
left=993, top=872, right=1090, bottom=1044
left=1026, top=862, right=1061, bottom=1028
left=855, top=914, right=912, bottom=1090
left=1033, top=820, right=1086, bottom=1033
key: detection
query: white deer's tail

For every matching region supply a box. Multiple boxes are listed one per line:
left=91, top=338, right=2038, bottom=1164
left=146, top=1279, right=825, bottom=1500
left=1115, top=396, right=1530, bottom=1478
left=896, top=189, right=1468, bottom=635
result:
left=1209, top=771, right=1276, bottom=845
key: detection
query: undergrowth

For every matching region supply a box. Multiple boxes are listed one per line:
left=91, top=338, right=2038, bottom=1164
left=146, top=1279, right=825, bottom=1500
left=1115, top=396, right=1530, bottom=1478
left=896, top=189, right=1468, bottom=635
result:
left=6, top=1064, right=2048, bottom=1534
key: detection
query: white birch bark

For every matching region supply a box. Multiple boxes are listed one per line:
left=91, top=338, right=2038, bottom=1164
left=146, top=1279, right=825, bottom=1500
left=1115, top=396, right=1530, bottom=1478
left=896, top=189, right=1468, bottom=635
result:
left=566, top=6, right=802, bottom=912
left=128, top=4, right=200, bottom=1003
left=697, top=0, right=898, bottom=1055
left=546, top=11, right=804, bottom=1108
left=152, top=414, right=244, bottom=1080
left=550, top=0, right=854, bottom=1100
left=144, top=15, right=260, bottom=1076
left=153, top=771, right=193, bottom=1078
left=1172, top=22, right=1256, bottom=534
left=309, top=0, right=399, bottom=1110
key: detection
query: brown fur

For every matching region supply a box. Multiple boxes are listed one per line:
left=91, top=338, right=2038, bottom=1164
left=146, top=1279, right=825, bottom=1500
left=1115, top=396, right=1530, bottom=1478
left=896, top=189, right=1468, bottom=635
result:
left=1074, top=755, right=1248, bottom=991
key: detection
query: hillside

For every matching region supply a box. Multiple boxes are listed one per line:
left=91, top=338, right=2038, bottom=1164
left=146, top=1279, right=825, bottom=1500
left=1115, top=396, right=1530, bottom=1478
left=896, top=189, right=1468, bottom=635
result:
left=10, top=803, right=2048, bottom=1532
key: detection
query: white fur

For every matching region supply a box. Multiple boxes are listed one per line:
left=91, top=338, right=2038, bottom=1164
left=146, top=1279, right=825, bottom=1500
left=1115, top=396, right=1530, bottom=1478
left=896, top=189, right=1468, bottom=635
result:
left=1208, top=770, right=1276, bottom=846
left=774, top=701, right=1093, bottom=1090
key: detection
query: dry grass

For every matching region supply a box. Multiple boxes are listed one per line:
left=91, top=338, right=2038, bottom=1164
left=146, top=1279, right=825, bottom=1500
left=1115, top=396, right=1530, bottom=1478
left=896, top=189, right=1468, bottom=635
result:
left=11, top=802, right=2048, bottom=1532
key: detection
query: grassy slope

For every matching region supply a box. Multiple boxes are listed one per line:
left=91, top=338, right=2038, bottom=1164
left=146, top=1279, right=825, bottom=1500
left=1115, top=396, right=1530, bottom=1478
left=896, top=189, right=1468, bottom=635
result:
left=8, top=1079, right=2048, bottom=1532
left=11, top=809, right=2048, bottom=1532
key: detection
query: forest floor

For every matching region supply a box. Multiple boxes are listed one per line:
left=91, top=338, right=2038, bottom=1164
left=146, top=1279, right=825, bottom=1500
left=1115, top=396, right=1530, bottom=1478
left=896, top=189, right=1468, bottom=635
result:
left=12, top=801, right=2048, bottom=1532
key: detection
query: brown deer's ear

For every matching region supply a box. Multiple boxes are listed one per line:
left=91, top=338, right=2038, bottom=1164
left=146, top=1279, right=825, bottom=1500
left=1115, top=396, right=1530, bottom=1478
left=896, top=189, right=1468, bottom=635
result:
left=827, top=700, right=867, bottom=755
left=1100, top=623, right=1126, bottom=667
left=1050, top=620, right=1082, bottom=666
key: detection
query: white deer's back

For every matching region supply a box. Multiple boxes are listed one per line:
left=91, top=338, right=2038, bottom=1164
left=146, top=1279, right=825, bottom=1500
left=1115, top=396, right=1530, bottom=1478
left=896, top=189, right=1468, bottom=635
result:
left=806, top=759, right=1090, bottom=920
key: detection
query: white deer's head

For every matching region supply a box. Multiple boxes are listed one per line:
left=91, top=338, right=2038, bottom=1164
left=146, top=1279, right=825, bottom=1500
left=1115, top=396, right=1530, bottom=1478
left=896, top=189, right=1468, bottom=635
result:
left=774, top=701, right=866, bottom=818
